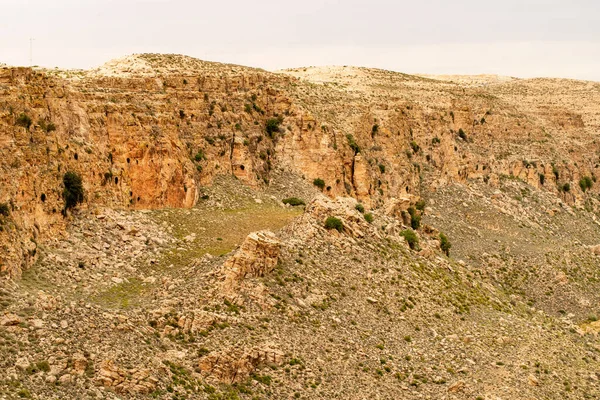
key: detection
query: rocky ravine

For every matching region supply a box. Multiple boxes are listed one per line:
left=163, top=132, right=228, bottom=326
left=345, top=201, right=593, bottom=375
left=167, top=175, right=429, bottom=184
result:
left=1, top=54, right=600, bottom=399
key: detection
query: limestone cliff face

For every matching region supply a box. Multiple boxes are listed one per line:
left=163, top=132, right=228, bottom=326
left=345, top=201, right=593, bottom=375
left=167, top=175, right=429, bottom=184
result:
left=1, top=55, right=600, bottom=277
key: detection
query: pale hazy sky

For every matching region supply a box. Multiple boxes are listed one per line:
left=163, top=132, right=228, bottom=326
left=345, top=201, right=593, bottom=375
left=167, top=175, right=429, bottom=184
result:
left=1, top=0, right=599, bottom=80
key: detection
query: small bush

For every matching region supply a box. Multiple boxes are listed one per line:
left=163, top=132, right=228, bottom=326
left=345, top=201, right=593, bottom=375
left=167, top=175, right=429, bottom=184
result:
left=552, top=165, right=560, bottom=180
left=63, top=171, right=84, bottom=211
left=439, top=233, right=451, bottom=256
left=410, top=141, right=420, bottom=154
left=400, top=230, right=419, bottom=250
left=432, top=137, right=441, bottom=145
left=193, top=150, right=205, bottom=162
left=355, top=203, right=365, bottom=213
left=36, top=360, right=50, bottom=372
left=282, top=197, right=305, bottom=206
left=561, top=182, right=571, bottom=193
left=39, top=120, right=56, bottom=133
left=579, top=176, right=593, bottom=192
left=265, top=118, right=282, bottom=137
left=378, top=164, right=386, bottom=173
left=313, top=178, right=325, bottom=190
left=415, top=199, right=426, bottom=211
left=408, top=206, right=421, bottom=230
left=458, top=128, right=467, bottom=141
left=346, top=134, right=360, bottom=154
left=252, top=374, right=272, bottom=386
left=364, top=213, right=374, bottom=223
left=324, top=216, right=343, bottom=232
left=16, top=113, right=32, bottom=129
left=0, top=203, right=9, bottom=217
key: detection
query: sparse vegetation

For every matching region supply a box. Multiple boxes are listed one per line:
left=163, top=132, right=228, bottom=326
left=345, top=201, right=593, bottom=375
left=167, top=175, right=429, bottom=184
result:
left=313, top=178, right=326, bottom=190
left=193, top=150, right=205, bottom=162
left=410, top=141, right=420, bottom=154
left=355, top=203, right=365, bottom=213
left=364, top=213, right=374, bottom=223
left=439, top=233, right=451, bottom=256
left=579, top=176, right=593, bottom=192
left=266, top=117, right=282, bottom=137
left=346, top=134, right=360, bottom=154
left=38, top=119, right=56, bottom=133
left=15, top=113, right=32, bottom=129
left=400, top=229, right=419, bottom=250
left=0, top=203, right=10, bottom=217
left=63, top=171, right=84, bottom=211
left=458, top=128, right=468, bottom=141
left=282, top=197, right=305, bottom=206
left=372, top=124, right=379, bottom=135
left=324, top=216, right=343, bottom=232
left=552, top=165, right=560, bottom=180
left=407, top=206, right=421, bottom=230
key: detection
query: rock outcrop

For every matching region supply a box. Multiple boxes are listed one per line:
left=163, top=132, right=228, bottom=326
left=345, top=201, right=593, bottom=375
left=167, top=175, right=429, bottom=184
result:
left=219, top=230, right=281, bottom=302
left=198, top=345, right=284, bottom=384
left=96, top=359, right=158, bottom=394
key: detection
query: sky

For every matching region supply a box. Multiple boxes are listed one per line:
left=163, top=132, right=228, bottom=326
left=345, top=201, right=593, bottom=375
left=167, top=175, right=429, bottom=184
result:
left=1, top=0, right=599, bottom=80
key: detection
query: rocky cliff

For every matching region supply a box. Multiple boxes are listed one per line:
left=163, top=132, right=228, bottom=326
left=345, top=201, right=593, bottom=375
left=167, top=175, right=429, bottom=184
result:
left=2, top=55, right=600, bottom=278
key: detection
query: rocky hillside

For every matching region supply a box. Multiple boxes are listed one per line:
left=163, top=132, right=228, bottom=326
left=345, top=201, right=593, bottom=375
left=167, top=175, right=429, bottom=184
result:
left=1, top=54, right=600, bottom=399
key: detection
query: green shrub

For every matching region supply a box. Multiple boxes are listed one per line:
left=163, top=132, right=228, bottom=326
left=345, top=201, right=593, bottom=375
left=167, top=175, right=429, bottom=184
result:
left=265, top=118, right=282, bottom=137
left=252, top=374, right=272, bottom=386
left=408, top=206, right=421, bottom=230
left=410, top=141, right=420, bottom=154
left=313, top=178, right=325, bottom=190
left=439, top=233, right=451, bottom=256
left=355, top=203, right=365, bottom=213
left=562, top=183, right=571, bottom=193
left=39, top=120, right=56, bottom=133
left=400, top=230, right=419, bottom=250
left=415, top=199, right=426, bottom=211
left=36, top=360, right=50, bottom=372
left=552, top=165, right=559, bottom=180
left=193, top=150, right=205, bottom=162
left=324, top=216, right=343, bottom=232
left=432, top=137, right=441, bottom=145
left=63, top=171, right=84, bottom=211
left=378, top=164, right=386, bottom=173
left=15, top=113, right=32, bottom=129
left=458, top=128, right=467, bottom=141
left=579, top=176, right=593, bottom=192
left=282, top=197, right=305, bottom=206
left=372, top=124, right=379, bottom=136
left=0, top=203, right=9, bottom=217
left=364, top=213, right=374, bottom=223
left=346, top=134, right=360, bottom=154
